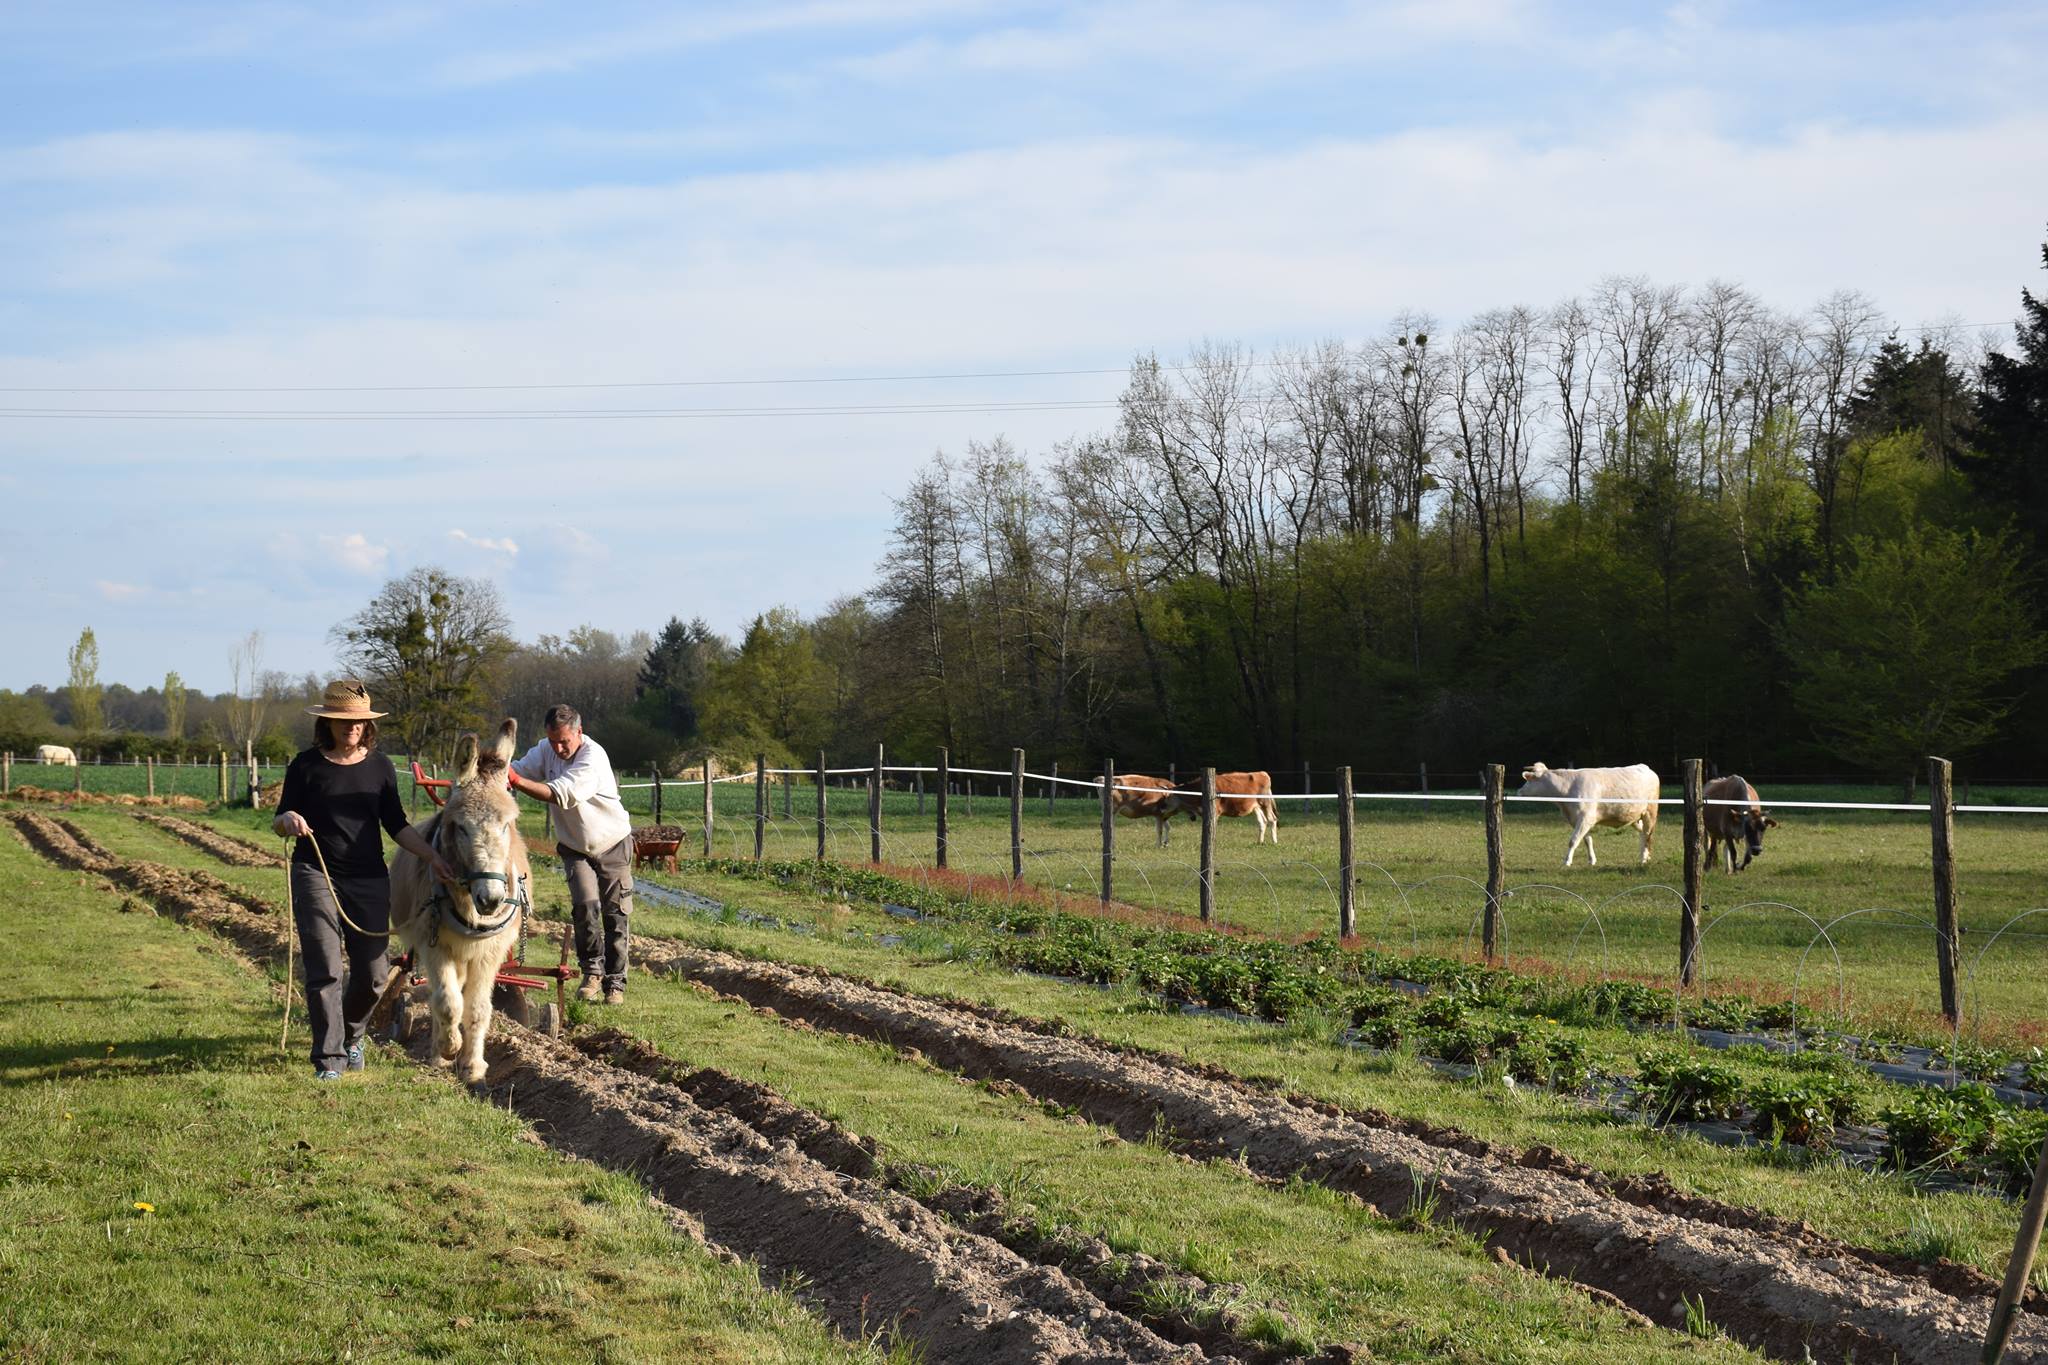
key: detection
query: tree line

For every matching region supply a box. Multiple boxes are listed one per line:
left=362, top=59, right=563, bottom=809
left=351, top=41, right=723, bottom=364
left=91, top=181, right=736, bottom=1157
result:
left=9, top=236, right=2045, bottom=788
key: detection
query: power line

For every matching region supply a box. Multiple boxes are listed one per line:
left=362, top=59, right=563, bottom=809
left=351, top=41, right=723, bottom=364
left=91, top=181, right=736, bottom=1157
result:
left=0, top=398, right=1125, bottom=421
left=0, top=320, right=2014, bottom=396
left=0, top=366, right=1142, bottom=395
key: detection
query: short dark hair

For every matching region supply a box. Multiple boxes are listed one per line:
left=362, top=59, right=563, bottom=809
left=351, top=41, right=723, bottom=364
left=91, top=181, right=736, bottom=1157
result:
left=314, top=716, right=379, bottom=752
left=543, top=704, right=582, bottom=731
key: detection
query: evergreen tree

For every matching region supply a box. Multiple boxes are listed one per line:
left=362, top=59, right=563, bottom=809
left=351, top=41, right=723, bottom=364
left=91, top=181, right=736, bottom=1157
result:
left=1848, top=334, right=1972, bottom=466
left=1961, top=232, right=2048, bottom=558
left=636, top=616, right=719, bottom=740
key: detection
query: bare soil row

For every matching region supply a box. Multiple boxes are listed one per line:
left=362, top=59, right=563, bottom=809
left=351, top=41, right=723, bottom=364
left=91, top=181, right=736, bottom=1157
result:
left=626, top=935, right=2048, bottom=1365
left=134, top=812, right=287, bottom=867
left=2, top=811, right=1254, bottom=1364
left=574, top=1025, right=1339, bottom=1363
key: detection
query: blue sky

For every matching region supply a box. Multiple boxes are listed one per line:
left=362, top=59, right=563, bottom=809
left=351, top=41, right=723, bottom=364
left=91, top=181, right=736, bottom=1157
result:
left=3, top=1, right=2044, bottom=692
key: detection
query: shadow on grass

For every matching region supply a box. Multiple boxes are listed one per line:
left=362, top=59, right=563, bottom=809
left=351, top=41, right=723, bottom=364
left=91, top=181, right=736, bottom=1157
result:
left=0, top=1031, right=272, bottom=1085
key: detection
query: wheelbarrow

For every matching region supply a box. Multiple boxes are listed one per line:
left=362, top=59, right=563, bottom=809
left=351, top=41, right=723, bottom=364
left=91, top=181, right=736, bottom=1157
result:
left=633, top=835, right=682, bottom=873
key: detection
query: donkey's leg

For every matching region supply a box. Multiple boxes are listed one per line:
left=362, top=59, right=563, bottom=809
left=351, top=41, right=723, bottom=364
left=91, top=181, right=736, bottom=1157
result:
left=427, top=955, right=463, bottom=1065
left=458, top=955, right=494, bottom=1084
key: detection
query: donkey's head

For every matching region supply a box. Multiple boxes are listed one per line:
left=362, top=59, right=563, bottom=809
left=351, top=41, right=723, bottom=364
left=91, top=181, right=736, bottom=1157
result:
left=443, top=718, right=525, bottom=918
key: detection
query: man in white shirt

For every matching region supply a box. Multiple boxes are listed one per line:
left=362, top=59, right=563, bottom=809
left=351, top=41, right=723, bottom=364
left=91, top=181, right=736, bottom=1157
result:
left=509, top=704, right=634, bottom=1004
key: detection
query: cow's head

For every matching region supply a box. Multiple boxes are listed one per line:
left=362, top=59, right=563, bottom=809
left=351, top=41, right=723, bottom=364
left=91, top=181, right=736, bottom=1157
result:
left=1738, top=810, right=1778, bottom=863
left=1518, top=762, right=1557, bottom=795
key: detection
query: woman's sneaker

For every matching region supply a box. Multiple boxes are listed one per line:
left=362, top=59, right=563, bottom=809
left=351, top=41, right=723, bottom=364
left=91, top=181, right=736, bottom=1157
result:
left=345, top=1042, right=366, bottom=1072
left=314, top=1068, right=342, bottom=1082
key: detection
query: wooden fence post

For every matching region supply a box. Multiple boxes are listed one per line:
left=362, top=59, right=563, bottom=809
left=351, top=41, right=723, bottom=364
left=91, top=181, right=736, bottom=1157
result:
left=870, top=744, right=884, bottom=864
left=1200, top=767, right=1217, bottom=925
left=1983, top=1132, right=2048, bottom=1362
left=653, top=768, right=664, bottom=825
left=916, top=769, right=925, bottom=816
left=1302, top=761, right=1312, bottom=812
left=1931, top=756, right=1962, bottom=1024
left=1482, top=764, right=1504, bottom=963
left=1419, top=762, right=1429, bottom=793
left=782, top=765, right=792, bottom=820
left=815, top=751, right=827, bottom=861
left=1048, top=762, right=1057, bottom=815
left=2, top=752, right=9, bottom=795
left=216, top=751, right=226, bottom=802
left=1681, top=758, right=1704, bottom=986
left=1010, top=748, right=1024, bottom=881
left=754, top=754, right=766, bottom=861
left=965, top=778, right=974, bottom=818
left=1338, top=765, right=1356, bottom=939
left=1099, top=759, right=1115, bottom=907
left=702, top=756, right=715, bottom=859
left=936, top=748, right=949, bottom=869
left=146, top=755, right=155, bottom=798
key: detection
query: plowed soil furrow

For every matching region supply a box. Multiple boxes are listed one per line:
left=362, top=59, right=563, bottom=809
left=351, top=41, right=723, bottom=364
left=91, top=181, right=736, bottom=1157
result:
left=463, top=1024, right=1220, bottom=1364
left=633, top=938, right=2048, bottom=1365
left=134, top=813, right=287, bottom=867
left=6, top=811, right=1219, bottom=1365
left=576, top=1027, right=1332, bottom=1364
left=1, top=783, right=207, bottom=811
left=7, top=812, right=287, bottom=968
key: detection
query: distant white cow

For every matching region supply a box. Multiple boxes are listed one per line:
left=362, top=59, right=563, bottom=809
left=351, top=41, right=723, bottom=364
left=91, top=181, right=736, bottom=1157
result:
left=34, top=744, right=77, bottom=767
left=1518, top=762, right=1660, bottom=868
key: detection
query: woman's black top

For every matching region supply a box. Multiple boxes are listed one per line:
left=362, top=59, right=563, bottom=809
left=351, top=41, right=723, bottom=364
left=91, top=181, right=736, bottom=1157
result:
left=279, top=748, right=410, bottom=878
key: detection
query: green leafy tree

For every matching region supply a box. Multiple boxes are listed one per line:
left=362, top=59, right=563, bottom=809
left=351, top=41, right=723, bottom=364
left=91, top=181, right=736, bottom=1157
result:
left=331, top=567, right=513, bottom=763
left=1777, top=526, right=2046, bottom=784
left=162, top=671, right=186, bottom=742
left=0, top=691, right=57, bottom=754
left=700, top=608, right=828, bottom=757
left=66, top=628, right=102, bottom=749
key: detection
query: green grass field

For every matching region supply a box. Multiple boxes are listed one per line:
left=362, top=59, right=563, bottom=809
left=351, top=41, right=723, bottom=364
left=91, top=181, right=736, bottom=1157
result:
left=117, top=805, right=2047, bottom=1285
left=606, top=777, right=2048, bottom=1043
left=0, top=814, right=883, bottom=1364
left=150, top=765, right=2048, bottom=1040
left=14, top=800, right=2046, bottom=1360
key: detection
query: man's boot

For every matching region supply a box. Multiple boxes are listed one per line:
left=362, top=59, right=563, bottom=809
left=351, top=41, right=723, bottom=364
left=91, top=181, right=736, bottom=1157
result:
left=577, top=973, right=603, bottom=1003
left=604, top=987, right=625, bottom=1006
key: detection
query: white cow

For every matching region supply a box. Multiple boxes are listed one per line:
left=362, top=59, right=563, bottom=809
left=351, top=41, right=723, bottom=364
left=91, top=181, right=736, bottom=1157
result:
left=34, top=744, right=77, bottom=766
left=1518, top=762, right=1660, bottom=867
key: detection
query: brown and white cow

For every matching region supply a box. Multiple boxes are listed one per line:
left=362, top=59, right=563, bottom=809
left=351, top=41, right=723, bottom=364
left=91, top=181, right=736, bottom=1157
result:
left=1109, top=774, right=1198, bottom=846
left=1213, top=770, right=1280, bottom=844
left=1704, top=774, right=1777, bottom=873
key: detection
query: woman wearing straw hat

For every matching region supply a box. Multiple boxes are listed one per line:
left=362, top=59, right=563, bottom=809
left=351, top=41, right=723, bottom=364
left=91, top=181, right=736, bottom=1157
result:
left=272, top=679, right=455, bottom=1080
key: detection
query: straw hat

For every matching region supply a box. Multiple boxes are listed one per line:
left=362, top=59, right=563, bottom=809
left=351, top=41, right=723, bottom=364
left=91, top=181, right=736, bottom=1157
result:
left=305, top=678, right=387, bottom=720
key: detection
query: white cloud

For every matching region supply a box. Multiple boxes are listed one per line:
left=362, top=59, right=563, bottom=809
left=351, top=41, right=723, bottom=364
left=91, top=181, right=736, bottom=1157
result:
left=96, top=579, right=145, bottom=601
left=450, top=529, right=520, bottom=555
left=319, top=533, right=391, bottom=575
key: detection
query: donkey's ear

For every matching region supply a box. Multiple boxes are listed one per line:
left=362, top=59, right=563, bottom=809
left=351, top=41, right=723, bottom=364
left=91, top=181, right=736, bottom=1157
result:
left=492, top=718, right=517, bottom=763
left=454, top=733, right=480, bottom=784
